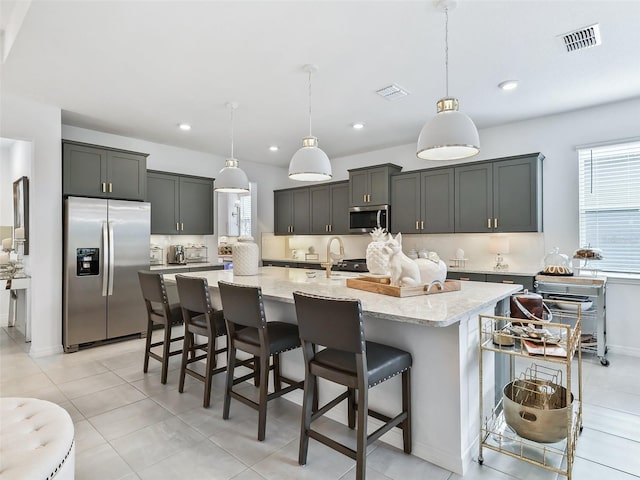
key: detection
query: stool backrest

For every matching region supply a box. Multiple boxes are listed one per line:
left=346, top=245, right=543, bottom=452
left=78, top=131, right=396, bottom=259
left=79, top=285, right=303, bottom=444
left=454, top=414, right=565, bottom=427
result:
left=218, top=281, right=266, bottom=328
left=293, top=291, right=365, bottom=354
left=138, top=270, right=168, bottom=305
left=175, top=274, right=213, bottom=316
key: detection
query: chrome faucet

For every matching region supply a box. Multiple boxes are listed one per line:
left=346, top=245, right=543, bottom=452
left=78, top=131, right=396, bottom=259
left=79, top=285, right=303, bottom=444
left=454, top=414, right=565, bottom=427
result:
left=322, top=236, right=345, bottom=278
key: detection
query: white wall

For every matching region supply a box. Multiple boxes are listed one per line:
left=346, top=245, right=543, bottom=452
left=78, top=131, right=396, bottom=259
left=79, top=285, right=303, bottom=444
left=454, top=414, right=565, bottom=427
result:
left=0, top=93, right=62, bottom=357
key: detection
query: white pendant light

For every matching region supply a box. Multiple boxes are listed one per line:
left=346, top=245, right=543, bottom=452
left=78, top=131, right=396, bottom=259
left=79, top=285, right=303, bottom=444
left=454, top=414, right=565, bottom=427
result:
left=417, top=0, right=479, bottom=161
left=215, top=101, right=250, bottom=193
left=289, top=64, right=332, bottom=181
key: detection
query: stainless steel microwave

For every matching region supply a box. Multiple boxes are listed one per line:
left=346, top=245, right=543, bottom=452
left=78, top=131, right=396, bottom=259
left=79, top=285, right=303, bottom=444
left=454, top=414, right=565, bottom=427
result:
left=349, top=204, right=389, bottom=233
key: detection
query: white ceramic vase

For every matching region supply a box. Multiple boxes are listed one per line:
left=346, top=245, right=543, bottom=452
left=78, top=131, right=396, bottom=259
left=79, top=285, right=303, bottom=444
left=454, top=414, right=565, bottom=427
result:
left=233, top=236, right=259, bottom=276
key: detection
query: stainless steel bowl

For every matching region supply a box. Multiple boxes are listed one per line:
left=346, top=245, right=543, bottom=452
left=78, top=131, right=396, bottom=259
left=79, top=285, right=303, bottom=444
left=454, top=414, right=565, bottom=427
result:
left=503, top=379, right=573, bottom=443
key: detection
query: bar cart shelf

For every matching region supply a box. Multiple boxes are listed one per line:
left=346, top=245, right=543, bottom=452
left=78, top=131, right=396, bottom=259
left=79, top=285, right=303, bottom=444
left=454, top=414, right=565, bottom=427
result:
left=478, top=300, right=583, bottom=479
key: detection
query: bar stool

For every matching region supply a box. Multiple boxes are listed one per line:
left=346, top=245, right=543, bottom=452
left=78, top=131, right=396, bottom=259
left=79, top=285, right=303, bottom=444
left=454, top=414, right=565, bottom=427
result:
left=138, top=271, right=184, bottom=384
left=175, top=274, right=235, bottom=408
left=218, top=280, right=304, bottom=441
left=292, top=291, right=412, bottom=480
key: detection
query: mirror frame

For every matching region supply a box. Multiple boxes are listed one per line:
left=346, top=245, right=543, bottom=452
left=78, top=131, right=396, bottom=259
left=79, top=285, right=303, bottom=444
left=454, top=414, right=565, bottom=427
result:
left=13, top=176, right=29, bottom=255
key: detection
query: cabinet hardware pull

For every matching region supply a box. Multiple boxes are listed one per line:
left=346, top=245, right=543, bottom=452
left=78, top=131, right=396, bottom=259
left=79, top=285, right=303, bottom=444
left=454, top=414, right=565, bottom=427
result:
left=108, top=183, right=113, bottom=193
left=460, top=277, right=471, bottom=281
left=368, top=194, right=371, bottom=203
left=363, top=194, right=366, bottom=203
left=416, top=220, right=419, bottom=230
left=329, top=224, right=332, bottom=232
left=494, top=218, right=498, bottom=229
left=502, top=280, right=514, bottom=284
left=421, top=220, right=425, bottom=230
left=176, top=223, right=179, bottom=231
left=487, top=218, right=491, bottom=229
left=102, top=182, right=106, bottom=193
left=181, top=223, right=184, bottom=231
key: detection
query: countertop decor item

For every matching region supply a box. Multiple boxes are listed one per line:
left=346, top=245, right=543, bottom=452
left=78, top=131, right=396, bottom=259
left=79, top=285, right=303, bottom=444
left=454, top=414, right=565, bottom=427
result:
left=215, top=101, right=250, bottom=193
left=383, top=233, right=421, bottom=287
left=365, top=227, right=390, bottom=275
left=232, top=235, right=259, bottom=275
left=288, top=64, right=332, bottom=181
left=346, top=275, right=461, bottom=298
left=416, top=0, right=479, bottom=161
left=415, top=251, right=447, bottom=285
left=489, top=236, right=510, bottom=271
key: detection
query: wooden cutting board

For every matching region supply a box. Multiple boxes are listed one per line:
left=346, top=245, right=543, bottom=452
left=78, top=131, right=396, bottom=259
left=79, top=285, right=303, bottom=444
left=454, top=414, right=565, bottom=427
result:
left=346, top=275, right=461, bottom=297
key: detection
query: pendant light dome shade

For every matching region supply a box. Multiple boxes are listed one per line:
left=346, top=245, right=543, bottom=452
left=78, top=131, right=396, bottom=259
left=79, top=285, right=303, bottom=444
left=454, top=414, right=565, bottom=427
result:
left=215, top=158, right=250, bottom=193
left=289, top=64, right=332, bottom=181
left=289, top=136, right=332, bottom=181
left=417, top=97, right=480, bottom=160
left=215, top=101, right=250, bottom=193
left=416, top=1, right=479, bottom=161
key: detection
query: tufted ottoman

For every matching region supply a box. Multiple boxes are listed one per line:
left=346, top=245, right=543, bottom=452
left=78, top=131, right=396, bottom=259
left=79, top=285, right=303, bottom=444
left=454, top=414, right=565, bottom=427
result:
left=0, top=397, right=75, bottom=479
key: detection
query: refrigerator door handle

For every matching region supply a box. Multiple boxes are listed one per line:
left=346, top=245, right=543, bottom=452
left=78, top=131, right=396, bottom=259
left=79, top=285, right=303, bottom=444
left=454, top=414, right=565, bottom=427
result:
left=108, top=221, right=115, bottom=296
left=102, top=221, right=109, bottom=296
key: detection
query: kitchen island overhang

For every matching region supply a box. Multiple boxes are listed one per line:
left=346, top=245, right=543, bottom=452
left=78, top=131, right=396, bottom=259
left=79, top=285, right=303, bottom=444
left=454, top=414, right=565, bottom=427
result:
left=164, top=267, right=521, bottom=475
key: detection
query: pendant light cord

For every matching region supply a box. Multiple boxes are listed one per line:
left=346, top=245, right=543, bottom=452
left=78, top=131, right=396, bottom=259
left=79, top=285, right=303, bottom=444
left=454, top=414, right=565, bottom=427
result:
left=308, top=69, right=313, bottom=137
left=230, top=104, right=235, bottom=159
left=445, top=6, right=449, bottom=98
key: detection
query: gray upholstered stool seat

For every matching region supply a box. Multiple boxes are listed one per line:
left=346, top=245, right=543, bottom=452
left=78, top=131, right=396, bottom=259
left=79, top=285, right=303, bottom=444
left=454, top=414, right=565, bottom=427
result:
left=0, top=397, right=75, bottom=480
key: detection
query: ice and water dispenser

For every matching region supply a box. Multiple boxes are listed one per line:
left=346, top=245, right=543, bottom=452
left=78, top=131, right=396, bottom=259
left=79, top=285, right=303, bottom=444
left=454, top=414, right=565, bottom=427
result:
left=76, top=248, right=100, bottom=276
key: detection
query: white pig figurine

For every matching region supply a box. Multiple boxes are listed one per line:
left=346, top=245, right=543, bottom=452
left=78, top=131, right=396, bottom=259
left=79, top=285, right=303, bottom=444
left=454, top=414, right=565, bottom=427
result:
left=383, top=233, right=421, bottom=287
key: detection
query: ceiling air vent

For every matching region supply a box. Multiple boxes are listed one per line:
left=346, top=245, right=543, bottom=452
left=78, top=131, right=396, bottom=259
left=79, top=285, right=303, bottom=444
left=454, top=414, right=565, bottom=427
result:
left=375, top=84, right=410, bottom=101
left=559, top=23, right=602, bottom=53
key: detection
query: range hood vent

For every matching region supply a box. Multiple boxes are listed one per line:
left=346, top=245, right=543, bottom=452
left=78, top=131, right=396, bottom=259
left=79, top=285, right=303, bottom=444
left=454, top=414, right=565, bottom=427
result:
left=559, top=23, right=602, bottom=53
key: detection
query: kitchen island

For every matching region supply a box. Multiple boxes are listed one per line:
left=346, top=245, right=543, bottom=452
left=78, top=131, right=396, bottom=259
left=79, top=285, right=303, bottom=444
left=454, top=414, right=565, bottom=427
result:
left=165, top=266, right=520, bottom=475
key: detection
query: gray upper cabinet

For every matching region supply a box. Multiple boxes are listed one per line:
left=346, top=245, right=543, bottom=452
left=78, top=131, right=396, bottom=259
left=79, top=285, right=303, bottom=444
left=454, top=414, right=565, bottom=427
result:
left=274, top=188, right=310, bottom=235
left=310, top=181, right=349, bottom=234
left=147, top=171, right=213, bottom=235
left=63, top=140, right=147, bottom=201
left=455, top=153, right=543, bottom=233
left=391, top=168, right=454, bottom=234
left=349, top=164, right=401, bottom=206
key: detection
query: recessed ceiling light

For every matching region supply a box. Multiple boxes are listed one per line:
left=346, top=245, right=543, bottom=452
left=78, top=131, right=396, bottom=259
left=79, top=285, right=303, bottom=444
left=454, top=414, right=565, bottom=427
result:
left=352, top=122, right=365, bottom=130
left=498, top=80, right=519, bottom=91
left=178, top=123, right=191, bottom=131
left=269, top=145, right=279, bottom=152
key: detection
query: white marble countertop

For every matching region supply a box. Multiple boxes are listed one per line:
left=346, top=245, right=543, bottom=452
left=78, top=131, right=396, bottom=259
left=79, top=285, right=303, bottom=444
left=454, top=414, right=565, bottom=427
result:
left=164, top=266, right=520, bottom=328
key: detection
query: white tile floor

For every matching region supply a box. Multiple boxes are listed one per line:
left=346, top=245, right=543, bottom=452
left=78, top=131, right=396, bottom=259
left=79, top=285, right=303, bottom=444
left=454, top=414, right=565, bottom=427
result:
left=1, top=325, right=639, bottom=480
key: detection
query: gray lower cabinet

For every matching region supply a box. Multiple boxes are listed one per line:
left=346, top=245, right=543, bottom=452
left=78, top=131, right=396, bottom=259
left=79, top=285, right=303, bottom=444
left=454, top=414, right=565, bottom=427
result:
left=349, top=164, right=402, bottom=207
left=63, top=140, right=147, bottom=200
left=310, top=181, right=349, bottom=234
left=391, top=169, right=454, bottom=234
left=274, top=188, right=310, bottom=235
left=455, top=153, right=543, bottom=233
left=263, top=260, right=323, bottom=269
left=448, top=271, right=534, bottom=291
left=147, top=171, right=213, bottom=235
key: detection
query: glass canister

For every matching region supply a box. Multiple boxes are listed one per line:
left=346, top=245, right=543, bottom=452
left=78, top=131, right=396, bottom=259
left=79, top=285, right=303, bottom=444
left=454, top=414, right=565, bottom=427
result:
left=542, top=247, right=573, bottom=275
left=232, top=236, right=259, bottom=276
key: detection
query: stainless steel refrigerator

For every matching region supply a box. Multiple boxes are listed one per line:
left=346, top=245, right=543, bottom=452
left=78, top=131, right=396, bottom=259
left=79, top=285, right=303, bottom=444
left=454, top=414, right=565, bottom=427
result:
left=63, top=196, right=150, bottom=352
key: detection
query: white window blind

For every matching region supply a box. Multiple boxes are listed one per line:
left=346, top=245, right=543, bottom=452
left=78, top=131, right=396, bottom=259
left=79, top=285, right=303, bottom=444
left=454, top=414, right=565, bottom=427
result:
left=578, top=141, right=640, bottom=273
left=239, top=193, right=252, bottom=237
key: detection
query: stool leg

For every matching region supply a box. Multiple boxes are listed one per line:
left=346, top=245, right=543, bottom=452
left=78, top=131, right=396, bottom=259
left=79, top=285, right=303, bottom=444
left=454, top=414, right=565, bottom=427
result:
left=143, top=319, right=153, bottom=373
left=253, top=355, right=260, bottom=387
left=273, top=353, right=282, bottom=392
left=402, top=369, right=412, bottom=454
left=203, top=336, right=215, bottom=408
left=257, top=353, right=270, bottom=441
left=179, top=332, right=191, bottom=394
left=356, top=385, right=368, bottom=480
left=347, top=387, right=356, bottom=429
left=299, top=370, right=316, bottom=465
left=161, top=323, right=171, bottom=384
left=223, top=342, right=237, bottom=420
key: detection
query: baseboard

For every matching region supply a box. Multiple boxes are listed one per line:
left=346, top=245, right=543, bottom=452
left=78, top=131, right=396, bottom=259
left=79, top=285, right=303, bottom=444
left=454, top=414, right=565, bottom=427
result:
left=28, top=344, right=64, bottom=358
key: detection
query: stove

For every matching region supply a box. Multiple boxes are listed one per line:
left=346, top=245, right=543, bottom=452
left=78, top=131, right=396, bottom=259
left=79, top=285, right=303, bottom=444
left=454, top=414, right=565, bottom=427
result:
left=331, top=258, right=369, bottom=273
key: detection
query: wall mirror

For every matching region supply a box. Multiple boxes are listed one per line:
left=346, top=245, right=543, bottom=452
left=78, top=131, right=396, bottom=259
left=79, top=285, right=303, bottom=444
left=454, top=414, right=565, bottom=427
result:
left=13, top=176, right=29, bottom=255
left=216, top=181, right=257, bottom=240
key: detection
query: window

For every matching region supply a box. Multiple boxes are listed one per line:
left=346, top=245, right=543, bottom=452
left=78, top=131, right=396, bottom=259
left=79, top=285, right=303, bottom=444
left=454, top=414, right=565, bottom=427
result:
left=578, top=140, right=640, bottom=273
left=239, top=193, right=252, bottom=237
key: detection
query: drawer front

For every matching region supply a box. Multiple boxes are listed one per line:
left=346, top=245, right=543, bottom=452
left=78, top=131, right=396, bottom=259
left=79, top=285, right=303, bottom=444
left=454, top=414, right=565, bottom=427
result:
left=486, top=274, right=534, bottom=291
left=448, top=272, right=486, bottom=282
